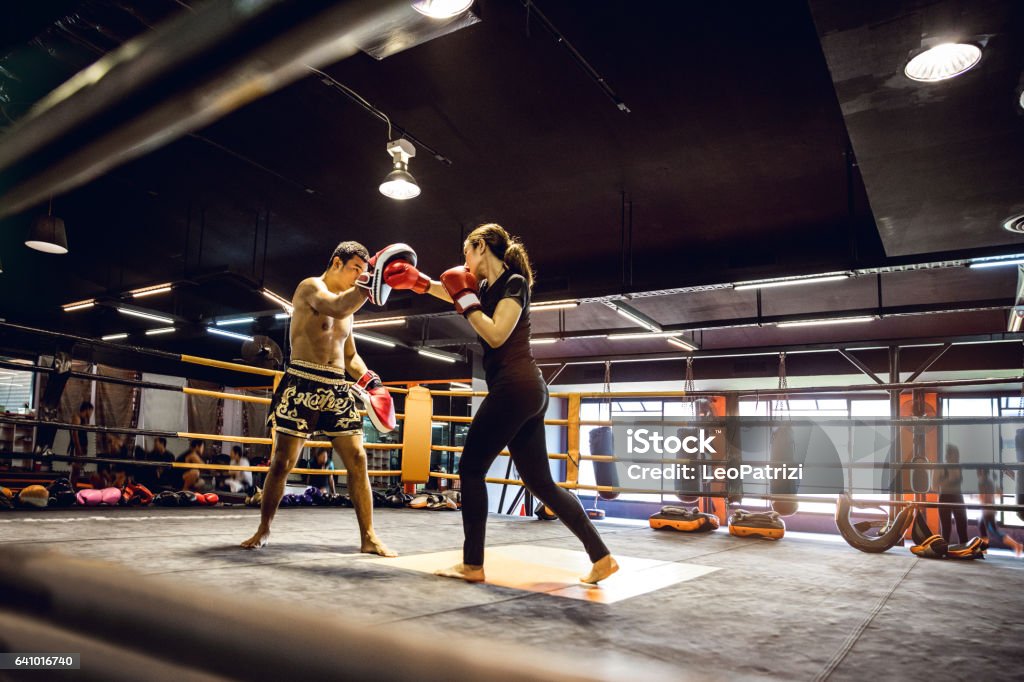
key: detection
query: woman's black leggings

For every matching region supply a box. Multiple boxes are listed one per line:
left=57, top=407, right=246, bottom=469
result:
left=937, top=493, right=968, bottom=544
left=458, top=378, right=609, bottom=566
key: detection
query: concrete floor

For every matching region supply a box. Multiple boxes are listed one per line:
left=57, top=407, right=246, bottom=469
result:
left=2, top=506, right=1022, bottom=681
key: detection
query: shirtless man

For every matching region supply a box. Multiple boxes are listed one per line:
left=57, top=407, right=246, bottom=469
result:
left=181, top=439, right=206, bottom=492
left=241, top=240, right=406, bottom=556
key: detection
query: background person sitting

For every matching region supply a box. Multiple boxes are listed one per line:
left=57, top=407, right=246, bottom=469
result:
left=221, top=445, right=253, bottom=494
left=179, top=439, right=207, bottom=492
left=306, top=449, right=337, bottom=496
left=976, top=468, right=1022, bottom=557
left=141, top=437, right=176, bottom=492
left=89, top=432, right=127, bottom=489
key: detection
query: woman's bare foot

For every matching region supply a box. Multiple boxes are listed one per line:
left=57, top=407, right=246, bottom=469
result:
left=434, top=563, right=485, bottom=582
left=361, top=534, right=398, bottom=557
left=580, top=554, right=619, bottom=584
left=240, top=528, right=270, bottom=549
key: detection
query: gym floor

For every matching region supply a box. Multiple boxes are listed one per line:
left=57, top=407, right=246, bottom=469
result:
left=3, top=507, right=1022, bottom=681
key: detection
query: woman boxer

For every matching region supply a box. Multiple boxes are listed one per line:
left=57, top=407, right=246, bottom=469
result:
left=384, top=224, right=618, bottom=583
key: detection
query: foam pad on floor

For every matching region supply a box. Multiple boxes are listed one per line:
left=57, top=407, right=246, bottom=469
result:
left=368, top=544, right=719, bottom=604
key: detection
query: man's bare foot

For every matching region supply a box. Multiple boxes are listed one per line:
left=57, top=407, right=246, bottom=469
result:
left=241, top=528, right=270, bottom=549
left=361, top=534, right=398, bottom=557
left=434, top=563, right=485, bottom=582
left=580, top=554, right=619, bottom=584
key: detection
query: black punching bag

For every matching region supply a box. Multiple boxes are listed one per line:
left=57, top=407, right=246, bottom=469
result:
left=676, top=426, right=701, bottom=503
left=770, top=425, right=801, bottom=516
left=589, top=426, right=619, bottom=500
left=1017, top=429, right=1024, bottom=522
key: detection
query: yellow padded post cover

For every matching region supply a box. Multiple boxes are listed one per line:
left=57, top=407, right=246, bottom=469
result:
left=401, top=385, right=434, bottom=484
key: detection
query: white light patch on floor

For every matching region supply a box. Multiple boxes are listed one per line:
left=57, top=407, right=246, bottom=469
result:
left=368, top=544, right=719, bottom=604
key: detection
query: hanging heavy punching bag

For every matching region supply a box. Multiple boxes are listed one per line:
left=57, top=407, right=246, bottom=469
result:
left=677, top=396, right=715, bottom=503
left=770, top=424, right=804, bottom=516
left=1017, top=429, right=1024, bottom=521
left=590, top=426, right=619, bottom=500
left=909, top=392, right=931, bottom=495
left=676, top=425, right=701, bottom=503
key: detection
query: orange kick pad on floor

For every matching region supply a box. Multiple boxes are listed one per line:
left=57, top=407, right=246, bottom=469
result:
left=368, top=544, right=719, bottom=604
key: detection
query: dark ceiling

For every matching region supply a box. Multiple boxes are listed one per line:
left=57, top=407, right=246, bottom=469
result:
left=0, top=0, right=1022, bottom=385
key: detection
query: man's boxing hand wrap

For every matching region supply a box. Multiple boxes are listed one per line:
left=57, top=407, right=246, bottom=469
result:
left=352, top=370, right=396, bottom=433
left=440, top=266, right=482, bottom=317
left=355, top=243, right=417, bottom=306
left=382, top=261, right=431, bottom=294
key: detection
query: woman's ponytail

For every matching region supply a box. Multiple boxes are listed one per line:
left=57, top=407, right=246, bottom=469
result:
left=465, top=223, right=535, bottom=291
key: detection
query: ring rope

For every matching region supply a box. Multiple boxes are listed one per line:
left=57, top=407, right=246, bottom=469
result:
left=419, top=471, right=1024, bottom=512
left=0, top=451, right=400, bottom=478
left=175, top=462, right=400, bottom=477
left=182, top=387, right=271, bottom=404
left=179, top=354, right=280, bottom=377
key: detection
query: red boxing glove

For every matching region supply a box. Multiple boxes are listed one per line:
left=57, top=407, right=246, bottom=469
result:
left=352, top=370, right=396, bottom=433
left=382, top=261, right=431, bottom=294
left=440, top=266, right=482, bottom=317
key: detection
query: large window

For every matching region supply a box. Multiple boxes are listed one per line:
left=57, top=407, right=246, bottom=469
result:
left=0, top=359, right=35, bottom=414
left=737, top=397, right=890, bottom=514
left=577, top=396, right=894, bottom=513
left=942, top=397, right=1021, bottom=527
left=577, top=400, right=675, bottom=502
left=574, top=394, right=1018, bottom=526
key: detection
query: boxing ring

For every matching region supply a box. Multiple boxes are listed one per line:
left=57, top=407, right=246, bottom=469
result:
left=3, top=319, right=1023, bottom=543
left=3, top=322, right=1024, bottom=680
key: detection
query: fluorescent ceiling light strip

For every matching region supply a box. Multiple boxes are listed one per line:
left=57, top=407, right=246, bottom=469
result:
left=354, top=317, right=406, bottom=328
left=450, top=382, right=472, bottom=390
left=666, top=337, right=698, bottom=351
left=613, top=307, right=658, bottom=332
left=968, top=257, right=1024, bottom=269
left=130, top=283, right=173, bottom=297
left=954, top=339, right=1024, bottom=346
left=607, top=331, right=681, bottom=340
left=353, top=332, right=396, bottom=348
left=132, top=286, right=172, bottom=298
left=262, top=288, right=294, bottom=312
left=275, top=313, right=291, bottom=320
left=207, top=327, right=254, bottom=342
left=216, top=317, right=255, bottom=326
left=117, top=307, right=174, bottom=324
left=101, top=333, right=128, bottom=341
left=533, top=300, right=579, bottom=311
left=417, top=348, right=457, bottom=363
left=145, top=327, right=175, bottom=336
left=530, top=338, right=558, bottom=345
left=62, top=299, right=95, bottom=311
left=777, top=316, right=875, bottom=328
left=732, top=273, right=850, bottom=291
left=536, top=349, right=838, bottom=366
